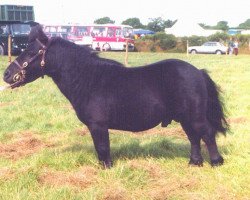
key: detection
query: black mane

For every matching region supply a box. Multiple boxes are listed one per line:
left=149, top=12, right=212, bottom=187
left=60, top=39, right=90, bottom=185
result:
left=50, top=37, right=125, bottom=69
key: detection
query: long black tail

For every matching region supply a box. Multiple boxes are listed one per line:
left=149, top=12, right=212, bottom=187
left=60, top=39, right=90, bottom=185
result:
left=201, top=69, right=229, bottom=134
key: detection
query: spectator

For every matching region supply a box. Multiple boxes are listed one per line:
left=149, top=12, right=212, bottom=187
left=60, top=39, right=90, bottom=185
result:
left=228, top=38, right=234, bottom=55
left=233, top=39, right=239, bottom=55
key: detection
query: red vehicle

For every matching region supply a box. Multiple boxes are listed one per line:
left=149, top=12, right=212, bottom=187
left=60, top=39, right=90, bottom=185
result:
left=43, top=24, right=70, bottom=39
left=43, top=24, right=134, bottom=51
left=43, top=24, right=93, bottom=46
left=64, top=25, right=92, bottom=46
left=90, top=24, right=134, bottom=51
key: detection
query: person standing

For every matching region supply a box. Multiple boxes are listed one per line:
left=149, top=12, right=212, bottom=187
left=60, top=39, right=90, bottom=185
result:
left=233, top=39, right=239, bottom=55
left=228, top=38, right=234, bottom=55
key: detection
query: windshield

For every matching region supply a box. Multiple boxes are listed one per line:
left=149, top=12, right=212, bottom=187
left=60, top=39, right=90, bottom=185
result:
left=12, top=24, right=31, bottom=35
left=74, top=26, right=90, bottom=36
left=92, top=27, right=106, bottom=37
left=122, top=27, right=133, bottom=38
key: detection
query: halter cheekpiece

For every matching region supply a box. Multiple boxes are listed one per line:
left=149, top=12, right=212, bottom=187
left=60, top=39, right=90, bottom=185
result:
left=12, top=38, right=51, bottom=84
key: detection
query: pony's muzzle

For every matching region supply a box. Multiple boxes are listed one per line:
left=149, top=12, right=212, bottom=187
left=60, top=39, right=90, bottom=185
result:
left=3, top=69, right=11, bottom=81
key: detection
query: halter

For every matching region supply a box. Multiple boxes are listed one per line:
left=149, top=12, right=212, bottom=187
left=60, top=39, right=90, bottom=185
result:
left=12, top=38, right=51, bottom=85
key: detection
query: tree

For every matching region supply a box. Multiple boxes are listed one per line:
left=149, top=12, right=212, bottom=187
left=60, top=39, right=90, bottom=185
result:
left=199, top=21, right=229, bottom=30
left=121, top=18, right=145, bottom=29
left=238, top=19, right=250, bottom=29
left=147, top=17, right=165, bottom=32
left=94, top=17, right=115, bottom=24
left=199, top=23, right=206, bottom=28
left=147, top=17, right=176, bottom=32
left=208, top=32, right=229, bottom=43
left=199, top=23, right=213, bottom=30
left=215, top=21, right=229, bottom=31
left=163, top=19, right=177, bottom=28
left=158, top=34, right=177, bottom=50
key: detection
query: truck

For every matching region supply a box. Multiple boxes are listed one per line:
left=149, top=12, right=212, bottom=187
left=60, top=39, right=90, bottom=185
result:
left=0, top=5, right=34, bottom=21
left=0, top=5, right=37, bottom=55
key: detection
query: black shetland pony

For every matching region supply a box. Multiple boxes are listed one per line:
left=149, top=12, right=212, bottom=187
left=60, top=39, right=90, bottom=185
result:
left=3, top=25, right=228, bottom=168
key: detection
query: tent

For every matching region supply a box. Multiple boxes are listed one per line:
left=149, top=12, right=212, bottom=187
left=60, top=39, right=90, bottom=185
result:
left=165, top=19, right=220, bottom=37
left=134, top=29, right=155, bottom=35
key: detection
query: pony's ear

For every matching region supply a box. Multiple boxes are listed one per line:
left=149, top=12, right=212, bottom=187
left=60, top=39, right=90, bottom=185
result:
left=29, top=25, right=48, bottom=43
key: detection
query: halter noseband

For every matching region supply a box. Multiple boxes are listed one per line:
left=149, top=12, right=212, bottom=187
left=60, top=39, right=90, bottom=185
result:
left=12, top=38, right=50, bottom=84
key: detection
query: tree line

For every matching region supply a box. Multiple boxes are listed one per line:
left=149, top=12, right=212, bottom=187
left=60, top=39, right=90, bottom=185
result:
left=94, top=17, right=250, bottom=32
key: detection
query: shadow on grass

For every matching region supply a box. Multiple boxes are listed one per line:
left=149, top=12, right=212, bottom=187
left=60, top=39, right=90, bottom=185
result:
left=62, top=136, right=230, bottom=165
left=63, top=137, right=228, bottom=163
left=111, top=139, right=190, bottom=160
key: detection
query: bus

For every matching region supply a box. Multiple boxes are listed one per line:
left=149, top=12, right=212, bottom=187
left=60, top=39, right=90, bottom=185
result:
left=43, top=24, right=93, bottom=46
left=43, top=24, right=134, bottom=51
left=66, top=25, right=93, bottom=47
left=90, top=24, right=134, bottom=51
left=43, top=24, right=70, bottom=39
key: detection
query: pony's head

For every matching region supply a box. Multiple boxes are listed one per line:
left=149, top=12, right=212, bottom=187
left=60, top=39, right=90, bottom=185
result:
left=3, top=25, right=50, bottom=88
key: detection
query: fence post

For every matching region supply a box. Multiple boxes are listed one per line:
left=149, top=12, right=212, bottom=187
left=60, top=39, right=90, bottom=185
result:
left=124, top=39, right=128, bottom=66
left=8, top=34, right=12, bottom=63
left=186, top=40, right=189, bottom=56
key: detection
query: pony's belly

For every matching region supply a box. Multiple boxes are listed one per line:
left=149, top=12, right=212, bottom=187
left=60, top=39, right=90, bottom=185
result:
left=109, top=104, right=166, bottom=132
left=109, top=118, right=162, bottom=132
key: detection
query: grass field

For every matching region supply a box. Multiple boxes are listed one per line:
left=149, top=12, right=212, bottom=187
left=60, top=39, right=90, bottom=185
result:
left=0, top=52, right=249, bottom=200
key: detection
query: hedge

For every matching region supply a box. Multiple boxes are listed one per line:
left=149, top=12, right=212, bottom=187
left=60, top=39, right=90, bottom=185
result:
left=134, top=32, right=250, bottom=53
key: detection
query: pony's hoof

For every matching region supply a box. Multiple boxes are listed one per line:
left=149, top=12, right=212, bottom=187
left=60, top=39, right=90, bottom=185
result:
left=100, top=160, right=113, bottom=169
left=211, top=156, right=224, bottom=167
left=189, top=158, right=203, bottom=167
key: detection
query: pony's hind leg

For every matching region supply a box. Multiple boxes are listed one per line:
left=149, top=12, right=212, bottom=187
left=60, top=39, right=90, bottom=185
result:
left=183, top=119, right=224, bottom=167
left=181, top=121, right=203, bottom=166
left=201, top=129, right=224, bottom=166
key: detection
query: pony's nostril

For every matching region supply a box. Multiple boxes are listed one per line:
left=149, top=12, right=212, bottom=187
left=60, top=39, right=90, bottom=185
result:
left=4, top=70, right=11, bottom=78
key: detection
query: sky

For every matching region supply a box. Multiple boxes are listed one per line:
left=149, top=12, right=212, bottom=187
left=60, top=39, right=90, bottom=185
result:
left=1, top=0, right=250, bottom=27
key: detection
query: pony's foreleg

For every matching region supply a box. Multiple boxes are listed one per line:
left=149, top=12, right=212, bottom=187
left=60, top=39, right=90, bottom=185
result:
left=181, top=121, right=203, bottom=166
left=88, top=123, right=112, bottom=168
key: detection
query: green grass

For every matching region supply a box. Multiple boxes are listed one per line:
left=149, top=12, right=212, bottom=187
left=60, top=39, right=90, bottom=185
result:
left=0, top=53, right=250, bottom=200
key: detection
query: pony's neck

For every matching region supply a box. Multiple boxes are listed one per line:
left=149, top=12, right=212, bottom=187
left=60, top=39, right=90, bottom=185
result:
left=45, top=38, right=94, bottom=102
left=44, top=38, right=125, bottom=105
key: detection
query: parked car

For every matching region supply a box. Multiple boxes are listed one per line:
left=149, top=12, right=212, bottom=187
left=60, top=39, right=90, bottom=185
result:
left=188, top=42, right=228, bottom=55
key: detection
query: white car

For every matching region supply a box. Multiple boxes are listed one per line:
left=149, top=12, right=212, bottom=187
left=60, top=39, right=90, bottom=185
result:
left=188, top=42, right=228, bottom=55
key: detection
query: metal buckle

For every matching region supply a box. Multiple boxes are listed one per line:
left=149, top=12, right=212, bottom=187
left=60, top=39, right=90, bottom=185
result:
left=22, top=62, right=28, bottom=68
left=13, top=70, right=26, bottom=83
left=40, top=60, right=45, bottom=67
left=13, top=73, right=21, bottom=82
